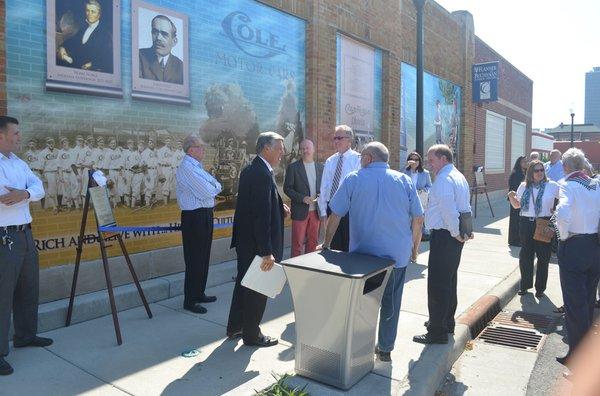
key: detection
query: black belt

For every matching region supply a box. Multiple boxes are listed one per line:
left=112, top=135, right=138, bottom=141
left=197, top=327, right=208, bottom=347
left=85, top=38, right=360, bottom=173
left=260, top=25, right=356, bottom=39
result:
left=182, top=207, right=213, bottom=213
left=521, top=216, right=550, bottom=222
left=1, top=224, right=31, bottom=232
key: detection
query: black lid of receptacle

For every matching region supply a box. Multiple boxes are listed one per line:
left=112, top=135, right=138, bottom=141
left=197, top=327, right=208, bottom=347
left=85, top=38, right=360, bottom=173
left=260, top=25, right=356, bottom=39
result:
left=280, top=249, right=394, bottom=278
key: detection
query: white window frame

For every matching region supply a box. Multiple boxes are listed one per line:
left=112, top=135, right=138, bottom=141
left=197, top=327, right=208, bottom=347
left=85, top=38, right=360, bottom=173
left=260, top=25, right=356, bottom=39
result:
left=510, top=120, right=526, bottom=170
left=484, top=110, right=506, bottom=174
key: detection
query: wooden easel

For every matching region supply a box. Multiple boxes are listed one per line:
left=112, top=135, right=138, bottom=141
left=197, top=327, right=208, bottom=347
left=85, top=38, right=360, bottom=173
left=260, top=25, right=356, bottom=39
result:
left=65, top=170, right=152, bottom=345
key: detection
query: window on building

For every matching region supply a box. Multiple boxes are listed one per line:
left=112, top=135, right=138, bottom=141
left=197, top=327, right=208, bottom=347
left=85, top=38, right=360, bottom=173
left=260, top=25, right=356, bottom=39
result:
left=485, top=111, right=506, bottom=172
left=511, top=120, right=526, bottom=168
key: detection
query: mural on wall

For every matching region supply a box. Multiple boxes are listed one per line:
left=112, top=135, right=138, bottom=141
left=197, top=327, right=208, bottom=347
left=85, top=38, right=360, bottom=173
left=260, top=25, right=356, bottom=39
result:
left=7, top=0, right=305, bottom=267
left=46, top=0, right=122, bottom=97
left=400, top=62, right=462, bottom=164
left=336, top=34, right=382, bottom=152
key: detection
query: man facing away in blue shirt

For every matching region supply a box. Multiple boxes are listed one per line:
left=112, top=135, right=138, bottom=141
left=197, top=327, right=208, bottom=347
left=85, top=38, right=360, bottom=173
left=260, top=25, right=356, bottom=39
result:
left=319, top=141, right=424, bottom=362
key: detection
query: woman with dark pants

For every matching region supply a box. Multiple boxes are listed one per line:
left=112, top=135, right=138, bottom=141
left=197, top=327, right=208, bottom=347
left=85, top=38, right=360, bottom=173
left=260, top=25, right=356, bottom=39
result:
left=403, top=151, right=432, bottom=262
left=508, top=156, right=527, bottom=246
left=508, top=160, right=559, bottom=297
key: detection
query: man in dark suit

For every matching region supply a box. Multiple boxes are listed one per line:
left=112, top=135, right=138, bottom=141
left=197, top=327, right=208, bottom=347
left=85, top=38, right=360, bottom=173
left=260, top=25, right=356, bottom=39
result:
left=226, top=132, right=289, bottom=347
left=57, top=0, right=113, bottom=73
left=284, top=139, right=324, bottom=257
left=139, top=15, right=183, bottom=85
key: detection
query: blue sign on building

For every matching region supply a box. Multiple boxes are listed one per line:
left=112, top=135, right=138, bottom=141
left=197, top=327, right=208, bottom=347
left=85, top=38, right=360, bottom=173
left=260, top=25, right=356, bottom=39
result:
left=472, top=61, right=499, bottom=102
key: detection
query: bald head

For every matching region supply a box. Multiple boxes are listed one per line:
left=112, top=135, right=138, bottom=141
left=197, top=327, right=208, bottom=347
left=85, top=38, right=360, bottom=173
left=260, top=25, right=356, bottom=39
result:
left=361, top=141, right=389, bottom=168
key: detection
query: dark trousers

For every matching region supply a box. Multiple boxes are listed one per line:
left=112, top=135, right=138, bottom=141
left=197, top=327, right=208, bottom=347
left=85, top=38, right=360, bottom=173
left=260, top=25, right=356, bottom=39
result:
left=508, top=206, right=521, bottom=246
left=427, top=229, right=464, bottom=338
left=518, top=217, right=551, bottom=293
left=226, top=250, right=267, bottom=343
left=557, top=234, right=600, bottom=355
left=327, top=206, right=349, bottom=252
left=181, top=208, right=214, bottom=306
left=0, top=227, right=39, bottom=357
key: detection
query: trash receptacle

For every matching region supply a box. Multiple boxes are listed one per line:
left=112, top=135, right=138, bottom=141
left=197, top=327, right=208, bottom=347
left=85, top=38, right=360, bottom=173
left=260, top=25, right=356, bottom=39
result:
left=281, top=249, right=394, bottom=390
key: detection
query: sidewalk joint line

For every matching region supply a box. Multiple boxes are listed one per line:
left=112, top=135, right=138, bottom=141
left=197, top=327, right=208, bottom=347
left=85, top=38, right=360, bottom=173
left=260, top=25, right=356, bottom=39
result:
left=44, top=348, right=134, bottom=396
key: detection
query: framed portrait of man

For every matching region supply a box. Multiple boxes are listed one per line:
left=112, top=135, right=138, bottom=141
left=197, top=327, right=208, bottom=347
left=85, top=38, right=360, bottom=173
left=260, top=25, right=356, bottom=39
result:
left=46, top=0, right=122, bottom=97
left=131, top=0, right=190, bottom=105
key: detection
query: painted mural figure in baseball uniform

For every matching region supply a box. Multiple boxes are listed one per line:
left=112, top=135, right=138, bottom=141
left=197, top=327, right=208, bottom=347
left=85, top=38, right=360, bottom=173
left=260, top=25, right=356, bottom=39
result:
left=23, top=140, right=44, bottom=210
left=121, top=138, right=136, bottom=207
left=141, top=138, right=158, bottom=207
left=39, top=137, right=59, bottom=213
left=57, top=137, right=80, bottom=210
left=79, top=136, right=95, bottom=198
left=130, top=140, right=145, bottom=208
left=170, top=139, right=185, bottom=200
left=106, top=138, right=123, bottom=208
left=72, top=135, right=85, bottom=206
left=156, top=136, right=174, bottom=205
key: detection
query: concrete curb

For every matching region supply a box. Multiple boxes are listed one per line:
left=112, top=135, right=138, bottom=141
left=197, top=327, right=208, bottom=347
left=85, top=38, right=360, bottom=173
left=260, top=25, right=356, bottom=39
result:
left=397, top=265, right=522, bottom=396
left=10, top=260, right=237, bottom=338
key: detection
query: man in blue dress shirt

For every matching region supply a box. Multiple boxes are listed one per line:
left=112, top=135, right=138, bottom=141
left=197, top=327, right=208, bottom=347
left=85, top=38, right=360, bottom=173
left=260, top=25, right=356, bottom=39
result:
left=176, top=135, right=222, bottom=314
left=321, top=142, right=424, bottom=362
left=544, top=149, right=565, bottom=182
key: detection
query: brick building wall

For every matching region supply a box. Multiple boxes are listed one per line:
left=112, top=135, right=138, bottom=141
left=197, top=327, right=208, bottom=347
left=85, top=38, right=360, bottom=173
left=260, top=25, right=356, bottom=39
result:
left=472, top=37, right=533, bottom=191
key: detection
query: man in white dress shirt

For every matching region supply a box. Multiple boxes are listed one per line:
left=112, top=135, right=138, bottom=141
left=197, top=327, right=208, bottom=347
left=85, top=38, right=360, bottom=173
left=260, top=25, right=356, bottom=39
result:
left=414, top=144, right=472, bottom=344
left=554, top=148, right=600, bottom=367
left=0, top=116, right=53, bottom=376
left=317, top=125, right=361, bottom=251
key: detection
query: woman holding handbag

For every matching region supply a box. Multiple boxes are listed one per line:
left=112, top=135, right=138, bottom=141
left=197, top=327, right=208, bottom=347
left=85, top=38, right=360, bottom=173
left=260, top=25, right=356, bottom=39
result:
left=403, top=151, right=432, bottom=262
left=507, top=160, right=559, bottom=297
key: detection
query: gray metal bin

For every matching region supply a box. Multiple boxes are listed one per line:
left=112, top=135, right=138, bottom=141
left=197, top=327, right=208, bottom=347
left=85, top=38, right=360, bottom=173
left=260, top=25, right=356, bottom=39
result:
left=281, top=249, right=394, bottom=390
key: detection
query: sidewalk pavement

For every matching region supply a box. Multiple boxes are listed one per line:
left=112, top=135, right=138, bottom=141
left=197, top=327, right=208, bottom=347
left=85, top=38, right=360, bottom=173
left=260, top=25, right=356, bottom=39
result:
left=1, top=197, right=521, bottom=396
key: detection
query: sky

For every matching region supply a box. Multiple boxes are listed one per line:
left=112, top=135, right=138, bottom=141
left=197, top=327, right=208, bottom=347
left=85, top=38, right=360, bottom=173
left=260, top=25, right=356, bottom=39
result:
left=434, top=0, right=600, bottom=129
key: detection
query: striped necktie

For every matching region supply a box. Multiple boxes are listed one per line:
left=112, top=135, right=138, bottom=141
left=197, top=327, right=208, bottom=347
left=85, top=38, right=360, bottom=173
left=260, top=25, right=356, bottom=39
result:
left=330, top=153, right=344, bottom=197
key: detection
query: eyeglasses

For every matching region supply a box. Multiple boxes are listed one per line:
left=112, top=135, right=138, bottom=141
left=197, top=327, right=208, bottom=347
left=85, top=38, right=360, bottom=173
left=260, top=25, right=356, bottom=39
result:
left=333, top=136, right=349, bottom=141
left=533, top=168, right=545, bottom=173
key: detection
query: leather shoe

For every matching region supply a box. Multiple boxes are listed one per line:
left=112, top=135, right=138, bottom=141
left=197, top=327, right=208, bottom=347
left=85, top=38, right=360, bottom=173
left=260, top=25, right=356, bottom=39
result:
left=227, top=330, right=243, bottom=340
left=244, top=335, right=278, bottom=347
left=535, top=291, right=545, bottom=298
left=413, top=333, right=448, bottom=344
left=183, top=303, right=207, bottom=314
left=375, top=347, right=391, bottom=362
left=556, top=355, right=570, bottom=366
left=423, top=320, right=454, bottom=334
left=13, top=336, right=53, bottom=348
left=198, top=295, right=217, bottom=303
left=0, top=358, right=13, bottom=375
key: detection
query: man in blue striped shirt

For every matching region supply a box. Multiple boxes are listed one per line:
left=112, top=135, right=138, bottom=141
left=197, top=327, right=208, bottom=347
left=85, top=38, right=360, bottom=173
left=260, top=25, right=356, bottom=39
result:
left=176, top=135, right=222, bottom=314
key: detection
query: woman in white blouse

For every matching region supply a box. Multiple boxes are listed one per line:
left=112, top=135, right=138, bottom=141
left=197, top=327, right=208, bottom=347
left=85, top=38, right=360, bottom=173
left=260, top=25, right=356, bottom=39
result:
left=507, top=160, right=560, bottom=297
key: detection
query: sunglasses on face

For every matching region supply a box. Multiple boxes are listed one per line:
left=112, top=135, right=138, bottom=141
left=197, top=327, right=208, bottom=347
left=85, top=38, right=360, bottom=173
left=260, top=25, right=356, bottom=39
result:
left=333, top=136, right=349, bottom=141
left=408, top=158, right=420, bottom=161
left=533, top=168, right=545, bottom=173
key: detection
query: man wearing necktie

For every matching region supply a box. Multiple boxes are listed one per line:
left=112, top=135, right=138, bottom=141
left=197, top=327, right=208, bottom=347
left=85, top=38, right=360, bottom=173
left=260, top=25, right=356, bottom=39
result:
left=317, top=125, right=361, bottom=251
left=139, top=15, right=184, bottom=85
left=176, top=136, right=222, bottom=314
left=227, top=132, right=290, bottom=347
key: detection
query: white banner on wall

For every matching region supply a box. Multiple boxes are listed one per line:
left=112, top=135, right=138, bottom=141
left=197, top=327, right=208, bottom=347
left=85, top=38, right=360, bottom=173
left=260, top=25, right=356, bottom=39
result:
left=339, top=36, right=375, bottom=135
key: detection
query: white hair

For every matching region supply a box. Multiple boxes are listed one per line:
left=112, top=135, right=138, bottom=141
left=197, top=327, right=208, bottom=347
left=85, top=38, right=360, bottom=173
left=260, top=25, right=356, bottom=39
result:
left=561, top=148, right=587, bottom=171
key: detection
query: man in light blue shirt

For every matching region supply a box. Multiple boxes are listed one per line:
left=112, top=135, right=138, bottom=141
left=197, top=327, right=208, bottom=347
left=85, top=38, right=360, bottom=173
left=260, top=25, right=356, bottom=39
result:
left=176, top=135, right=222, bottom=314
left=322, top=142, right=424, bottom=362
left=544, top=149, right=565, bottom=182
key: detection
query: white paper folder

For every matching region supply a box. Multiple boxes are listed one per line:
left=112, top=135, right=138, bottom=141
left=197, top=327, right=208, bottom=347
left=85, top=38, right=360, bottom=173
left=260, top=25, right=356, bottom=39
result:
left=241, top=256, right=287, bottom=299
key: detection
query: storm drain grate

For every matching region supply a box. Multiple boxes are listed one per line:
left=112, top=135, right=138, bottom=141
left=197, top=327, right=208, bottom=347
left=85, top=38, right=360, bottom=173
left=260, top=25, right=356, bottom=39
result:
left=491, top=310, right=556, bottom=333
left=476, top=325, right=544, bottom=351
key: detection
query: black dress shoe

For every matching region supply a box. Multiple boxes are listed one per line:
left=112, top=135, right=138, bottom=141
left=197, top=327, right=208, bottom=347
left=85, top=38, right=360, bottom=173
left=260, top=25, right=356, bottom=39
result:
left=535, top=291, right=545, bottom=298
left=413, top=333, right=448, bottom=344
left=556, top=355, right=570, bottom=366
left=244, top=335, right=278, bottom=347
left=0, top=358, right=13, bottom=375
left=375, top=347, right=391, bottom=362
left=227, top=330, right=243, bottom=340
left=13, top=336, right=53, bottom=348
left=183, top=303, right=207, bottom=314
left=198, top=295, right=217, bottom=303
left=423, top=320, right=454, bottom=334
left=518, top=290, right=529, bottom=296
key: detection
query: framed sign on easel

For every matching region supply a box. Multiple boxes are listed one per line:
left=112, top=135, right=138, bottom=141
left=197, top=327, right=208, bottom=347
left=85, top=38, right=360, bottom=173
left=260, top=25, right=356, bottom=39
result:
left=65, top=170, right=152, bottom=345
